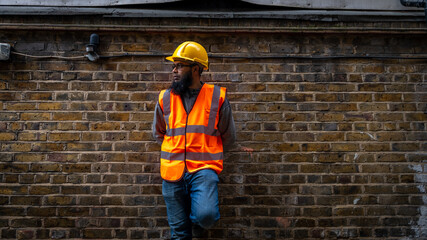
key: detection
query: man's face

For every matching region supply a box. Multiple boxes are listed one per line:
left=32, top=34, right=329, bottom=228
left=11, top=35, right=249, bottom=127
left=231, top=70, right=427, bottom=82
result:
left=170, top=61, right=194, bottom=95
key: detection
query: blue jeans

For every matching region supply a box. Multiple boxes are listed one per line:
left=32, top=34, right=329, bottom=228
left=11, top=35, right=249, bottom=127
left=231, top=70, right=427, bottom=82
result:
left=162, top=169, right=220, bottom=240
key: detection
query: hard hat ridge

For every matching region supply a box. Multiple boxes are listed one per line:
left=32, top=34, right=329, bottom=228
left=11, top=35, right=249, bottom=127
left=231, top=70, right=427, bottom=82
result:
left=166, top=41, right=209, bottom=70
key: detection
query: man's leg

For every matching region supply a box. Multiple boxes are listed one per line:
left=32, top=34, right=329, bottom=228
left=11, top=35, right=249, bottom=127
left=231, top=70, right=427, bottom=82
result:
left=187, top=169, right=220, bottom=229
left=162, top=179, right=192, bottom=240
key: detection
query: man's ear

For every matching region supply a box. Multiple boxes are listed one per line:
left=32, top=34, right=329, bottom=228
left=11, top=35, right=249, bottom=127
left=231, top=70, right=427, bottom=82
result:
left=195, top=64, right=204, bottom=76
left=193, top=65, right=199, bottom=73
left=193, top=65, right=200, bottom=74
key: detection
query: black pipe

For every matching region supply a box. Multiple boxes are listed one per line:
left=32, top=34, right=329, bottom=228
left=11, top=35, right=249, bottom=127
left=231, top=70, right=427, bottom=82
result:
left=97, top=53, right=427, bottom=60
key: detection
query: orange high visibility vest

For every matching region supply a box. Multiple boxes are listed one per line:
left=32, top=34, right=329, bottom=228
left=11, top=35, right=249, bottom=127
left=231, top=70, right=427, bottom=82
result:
left=158, top=83, right=226, bottom=181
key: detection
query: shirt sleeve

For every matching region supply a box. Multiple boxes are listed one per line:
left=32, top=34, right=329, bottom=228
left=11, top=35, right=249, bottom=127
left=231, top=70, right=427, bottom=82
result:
left=152, top=101, right=166, bottom=145
left=218, top=97, right=237, bottom=151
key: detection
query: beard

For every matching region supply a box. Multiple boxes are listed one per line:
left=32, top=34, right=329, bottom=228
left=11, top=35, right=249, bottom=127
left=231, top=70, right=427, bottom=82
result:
left=170, top=71, right=193, bottom=96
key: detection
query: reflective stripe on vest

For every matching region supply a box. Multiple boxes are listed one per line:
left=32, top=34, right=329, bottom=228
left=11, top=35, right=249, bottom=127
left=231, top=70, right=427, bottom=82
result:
left=159, top=84, right=225, bottom=181
left=161, top=151, right=224, bottom=161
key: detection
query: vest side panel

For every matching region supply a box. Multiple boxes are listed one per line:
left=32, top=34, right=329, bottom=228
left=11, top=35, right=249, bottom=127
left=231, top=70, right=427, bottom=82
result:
left=185, top=84, right=224, bottom=174
left=159, top=89, right=186, bottom=181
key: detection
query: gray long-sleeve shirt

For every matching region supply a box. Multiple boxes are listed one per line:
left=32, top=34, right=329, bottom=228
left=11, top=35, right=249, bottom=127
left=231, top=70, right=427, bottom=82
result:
left=152, top=83, right=236, bottom=150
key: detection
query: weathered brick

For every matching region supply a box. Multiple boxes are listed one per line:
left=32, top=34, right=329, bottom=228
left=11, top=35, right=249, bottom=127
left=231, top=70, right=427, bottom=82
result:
left=52, top=112, right=83, bottom=121
left=9, top=81, right=36, bottom=89
left=66, top=143, right=95, bottom=151
left=57, top=122, right=73, bottom=130
left=63, top=164, right=91, bottom=173
left=75, top=122, right=89, bottom=131
left=91, top=122, right=121, bottom=131
left=108, top=113, right=130, bottom=121
left=303, top=207, right=332, bottom=217
left=117, top=82, right=147, bottom=91
left=301, top=164, right=329, bottom=173
left=317, top=132, right=345, bottom=141
left=0, top=185, right=28, bottom=194
left=3, top=143, right=32, bottom=152
left=70, top=102, right=98, bottom=111
left=375, top=93, right=402, bottom=102
left=116, top=102, right=146, bottom=111
left=128, top=131, right=151, bottom=141
left=253, top=132, right=283, bottom=142
left=0, top=132, right=16, bottom=141
left=285, top=113, right=315, bottom=121
left=272, top=143, right=299, bottom=152
left=10, top=196, right=41, bottom=205
left=361, top=143, right=390, bottom=152
left=367, top=206, right=395, bottom=216
left=33, top=143, right=64, bottom=152
left=45, top=196, right=76, bottom=205
left=236, top=103, right=266, bottom=112
left=358, top=83, right=385, bottom=92
left=6, top=102, right=37, bottom=110
left=254, top=93, right=282, bottom=102
left=331, top=103, right=358, bottom=111
left=318, top=153, right=345, bottom=163
left=21, top=113, right=50, bottom=121
left=81, top=132, right=102, bottom=141
left=25, top=92, right=53, bottom=100
left=31, top=163, right=60, bottom=172
left=44, top=217, right=75, bottom=227
left=301, top=143, right=330, bottom=152
left=316, top=113, right=345, bottom=122
left=237, top=64, right=263, bottom=72
left=17, top=132, right=46, bottom=141
left=286, top=132, right=315, bottom=142
left=330, top=143, right=359, bottom=152
left=39, top=81, right=68, bottom=90
left=29, top=186, right=60, bottom=195
left=48, top=132, right=80, bottom=141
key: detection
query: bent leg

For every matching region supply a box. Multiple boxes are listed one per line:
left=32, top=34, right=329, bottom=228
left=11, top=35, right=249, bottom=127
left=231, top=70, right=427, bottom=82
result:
left=162, top=180, right=192, bottom=240
left=187, top=169, right=220, bottom=229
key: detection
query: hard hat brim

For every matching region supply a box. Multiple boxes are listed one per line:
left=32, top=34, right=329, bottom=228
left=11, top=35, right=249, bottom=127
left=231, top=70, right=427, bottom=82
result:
left=165, top=56, right=174, bottom=62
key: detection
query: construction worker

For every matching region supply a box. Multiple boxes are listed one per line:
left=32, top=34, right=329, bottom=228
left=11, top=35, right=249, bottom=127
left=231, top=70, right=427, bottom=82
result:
left=152, top=41, right=236, bottom=239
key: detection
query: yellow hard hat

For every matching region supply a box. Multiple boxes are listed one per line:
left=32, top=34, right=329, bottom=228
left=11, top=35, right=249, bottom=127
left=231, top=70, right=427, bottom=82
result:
left=166, top=41, right=209, bottom=70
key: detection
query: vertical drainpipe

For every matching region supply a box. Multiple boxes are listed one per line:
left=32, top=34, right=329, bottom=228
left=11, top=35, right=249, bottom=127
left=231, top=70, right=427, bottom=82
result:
left=400, top=0, right=427, bottom=24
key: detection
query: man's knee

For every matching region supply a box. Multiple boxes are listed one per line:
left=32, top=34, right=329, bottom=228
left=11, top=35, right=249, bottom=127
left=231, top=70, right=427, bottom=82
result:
left=194, top=208, right=219, bottom=229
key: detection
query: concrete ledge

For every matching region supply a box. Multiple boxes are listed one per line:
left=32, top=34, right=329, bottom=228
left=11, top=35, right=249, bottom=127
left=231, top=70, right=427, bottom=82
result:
left=0, top=6, right=424, bottom=22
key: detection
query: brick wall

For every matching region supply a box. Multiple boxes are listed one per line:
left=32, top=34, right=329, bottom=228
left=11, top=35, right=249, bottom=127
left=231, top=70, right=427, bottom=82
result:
left=0, top=16, right=426, bottom=239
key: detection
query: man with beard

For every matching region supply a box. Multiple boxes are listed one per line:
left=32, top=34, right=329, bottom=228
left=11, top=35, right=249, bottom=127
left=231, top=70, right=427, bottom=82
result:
left=152, top=41, right=236, bottom=240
